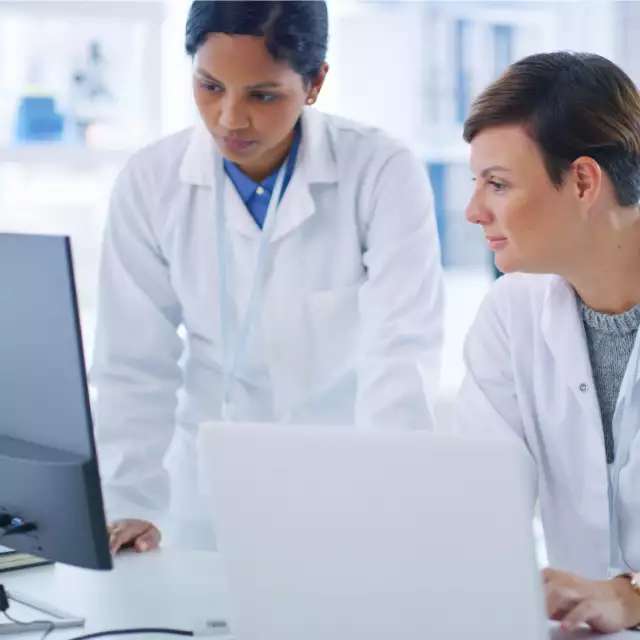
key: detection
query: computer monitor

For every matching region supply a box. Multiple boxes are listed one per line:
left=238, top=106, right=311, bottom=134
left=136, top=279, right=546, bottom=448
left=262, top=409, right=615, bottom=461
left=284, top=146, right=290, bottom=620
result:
left=0, top=233, right=112, bottom=571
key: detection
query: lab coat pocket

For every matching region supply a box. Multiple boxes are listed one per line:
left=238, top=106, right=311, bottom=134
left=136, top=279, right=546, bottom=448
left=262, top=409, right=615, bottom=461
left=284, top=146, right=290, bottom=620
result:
left=306, top=283, right=361, bottom=384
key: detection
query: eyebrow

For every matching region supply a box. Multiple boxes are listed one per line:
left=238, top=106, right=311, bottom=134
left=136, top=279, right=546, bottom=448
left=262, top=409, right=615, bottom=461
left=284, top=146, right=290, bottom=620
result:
left=480, top=165, right=510, bottom=178
left=195, top=68, right=283, bottom=90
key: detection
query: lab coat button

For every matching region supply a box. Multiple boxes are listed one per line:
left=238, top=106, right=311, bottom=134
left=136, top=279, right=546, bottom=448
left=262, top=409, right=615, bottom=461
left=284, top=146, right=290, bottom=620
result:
left=579, top=383, right=588, bottom=393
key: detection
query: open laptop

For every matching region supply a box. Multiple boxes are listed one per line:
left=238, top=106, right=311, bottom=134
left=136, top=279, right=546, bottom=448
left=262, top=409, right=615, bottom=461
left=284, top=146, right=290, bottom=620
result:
left=198, top=423, right=550, bottom=640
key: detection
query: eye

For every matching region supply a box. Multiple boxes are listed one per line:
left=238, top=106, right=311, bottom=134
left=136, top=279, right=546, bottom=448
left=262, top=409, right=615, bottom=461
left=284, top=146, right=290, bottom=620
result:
left=251, top=92, right=279, bottom=103
left=199, top=81, right=223, bottom=93
left=488, top=179, right=507, bottom=193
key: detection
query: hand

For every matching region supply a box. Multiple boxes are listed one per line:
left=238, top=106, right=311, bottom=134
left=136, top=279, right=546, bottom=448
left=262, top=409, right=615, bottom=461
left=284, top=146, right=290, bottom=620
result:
left=108, top=519, right=161, bottom=555
left=544, top=568, right=640, bottom=633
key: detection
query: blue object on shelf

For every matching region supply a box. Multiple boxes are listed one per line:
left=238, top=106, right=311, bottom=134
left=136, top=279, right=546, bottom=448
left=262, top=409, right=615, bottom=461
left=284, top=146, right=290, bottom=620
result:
left=427, top=162, right=449, bottom=268
left=14, top=95, right=64, bottom=143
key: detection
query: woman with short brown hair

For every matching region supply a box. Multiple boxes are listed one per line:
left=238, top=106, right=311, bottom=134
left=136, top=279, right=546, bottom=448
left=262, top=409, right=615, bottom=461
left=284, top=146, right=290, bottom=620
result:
left=458, top=51, right=640, bottom=633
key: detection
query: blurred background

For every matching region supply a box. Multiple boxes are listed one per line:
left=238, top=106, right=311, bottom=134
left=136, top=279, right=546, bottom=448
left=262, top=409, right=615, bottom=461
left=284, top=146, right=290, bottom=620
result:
left=0, top=0, right=636, bottom=421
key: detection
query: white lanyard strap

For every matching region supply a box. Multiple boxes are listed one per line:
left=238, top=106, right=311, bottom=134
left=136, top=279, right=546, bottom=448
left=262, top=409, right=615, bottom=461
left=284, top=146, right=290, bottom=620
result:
left=215, top=160, right=288, bottom=422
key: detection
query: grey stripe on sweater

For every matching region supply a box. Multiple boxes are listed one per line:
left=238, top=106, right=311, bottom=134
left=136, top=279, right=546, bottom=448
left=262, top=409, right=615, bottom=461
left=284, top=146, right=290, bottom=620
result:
left=578, top=297, right=640, bottom=464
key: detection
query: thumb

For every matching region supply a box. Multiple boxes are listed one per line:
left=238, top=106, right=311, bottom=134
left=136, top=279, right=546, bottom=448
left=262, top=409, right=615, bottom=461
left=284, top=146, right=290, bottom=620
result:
left=560, top=599, right=600, bottom=633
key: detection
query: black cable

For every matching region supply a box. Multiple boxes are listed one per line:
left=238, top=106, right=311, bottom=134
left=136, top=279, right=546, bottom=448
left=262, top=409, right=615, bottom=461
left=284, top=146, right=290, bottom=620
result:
left=68, top=628, right=194, bottom=639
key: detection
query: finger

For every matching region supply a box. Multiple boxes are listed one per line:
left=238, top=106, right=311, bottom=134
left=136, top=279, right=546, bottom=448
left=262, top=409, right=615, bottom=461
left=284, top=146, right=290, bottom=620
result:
left=543, top=568, right=559, bottom=584
left=134, top=527, right=161, bottom=553
left=109, top=530, right=128, bottom=555
left=108, top=521, right=130, bottom=541
left=547, top=585, right=581, bottom=621
left=109, top=527, right=139, bottom=555
left=560, top=599, right=601, bottom=633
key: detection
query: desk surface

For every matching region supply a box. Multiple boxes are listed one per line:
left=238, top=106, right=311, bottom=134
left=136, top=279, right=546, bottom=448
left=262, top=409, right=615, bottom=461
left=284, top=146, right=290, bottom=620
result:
left=0, top=550, right=229, bottom=639
left=0, top=550, right=636, bottom=640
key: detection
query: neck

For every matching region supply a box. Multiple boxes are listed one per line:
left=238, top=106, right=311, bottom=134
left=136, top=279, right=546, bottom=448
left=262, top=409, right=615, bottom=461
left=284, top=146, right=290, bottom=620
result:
left=565, top=213, right=640, bottom=314
left=237, top=129, right=295, bottom=182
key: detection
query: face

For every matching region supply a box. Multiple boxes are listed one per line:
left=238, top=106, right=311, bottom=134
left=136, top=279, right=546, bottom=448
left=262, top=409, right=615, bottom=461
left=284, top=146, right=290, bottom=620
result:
left=466, top=124, right=593, bottom=275
left=193, top=34, right=327, bottom=180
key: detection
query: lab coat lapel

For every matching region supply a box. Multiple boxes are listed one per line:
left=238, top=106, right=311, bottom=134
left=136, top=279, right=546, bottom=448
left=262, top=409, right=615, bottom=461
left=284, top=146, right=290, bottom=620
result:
left=180, top=119, right=262, bottom=240
left=270, top=168, right=316, bottom=243
left=179, top=110, right=338, bottom=243
left=179, top=119, right=216, bottom=188
left=541, top=277, right=601, bottom=429
left=270, top=108, right=338, bottom=243
left=223, top=180, right=262, bottom=240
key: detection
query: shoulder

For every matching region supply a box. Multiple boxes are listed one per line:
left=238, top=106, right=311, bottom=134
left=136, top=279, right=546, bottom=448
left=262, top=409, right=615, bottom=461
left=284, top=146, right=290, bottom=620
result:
left=484, top=272, right=554, bottom=305
left=107, top=129, right=194, bottom=235
left=116, top=128, right=193, bottom=190
left=321, top=112, right=420, bottom=170
left=314, top=112, right=431, bottom=220
left=471, top=272, right=559, bottom=341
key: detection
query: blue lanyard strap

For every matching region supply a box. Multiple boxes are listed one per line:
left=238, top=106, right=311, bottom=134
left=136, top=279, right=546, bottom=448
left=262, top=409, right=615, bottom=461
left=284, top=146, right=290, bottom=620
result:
left=215, top=159, right=288, bottom=422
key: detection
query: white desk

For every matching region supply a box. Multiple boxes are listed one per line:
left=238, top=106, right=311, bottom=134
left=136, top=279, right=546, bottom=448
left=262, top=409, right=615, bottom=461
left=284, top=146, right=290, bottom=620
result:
left=0, top=550, right=636, bottom=640
left=0, top=550, right=229, bottom=639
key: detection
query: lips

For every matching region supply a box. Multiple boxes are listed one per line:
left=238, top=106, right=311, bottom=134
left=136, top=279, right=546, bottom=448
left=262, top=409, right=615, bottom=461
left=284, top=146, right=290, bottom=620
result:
left=220, top=137, right=256, bottom=153
left=486, top=236, right=508, bottom=250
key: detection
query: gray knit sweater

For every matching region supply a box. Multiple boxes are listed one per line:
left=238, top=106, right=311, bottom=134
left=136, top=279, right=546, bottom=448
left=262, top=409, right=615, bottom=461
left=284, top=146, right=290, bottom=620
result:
left=578, top=298, right=640, bottom=464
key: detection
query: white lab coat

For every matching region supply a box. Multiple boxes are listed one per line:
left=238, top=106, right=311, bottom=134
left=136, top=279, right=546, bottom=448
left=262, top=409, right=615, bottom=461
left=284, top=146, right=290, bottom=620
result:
left=92, top=107, right=444, bottom=547
left=456, top=272, right=640, bottom=579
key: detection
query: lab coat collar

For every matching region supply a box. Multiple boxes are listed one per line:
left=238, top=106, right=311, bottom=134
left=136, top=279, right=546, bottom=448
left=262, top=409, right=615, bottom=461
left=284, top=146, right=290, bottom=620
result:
left=179, top=108, right=337, bottom=241
left=179, top=108, right=337, bottom=190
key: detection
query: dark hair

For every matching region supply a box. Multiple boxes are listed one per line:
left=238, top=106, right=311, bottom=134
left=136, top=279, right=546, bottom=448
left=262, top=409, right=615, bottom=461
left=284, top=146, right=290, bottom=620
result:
left=463, top=51, right=640, bottom=206
left=185, top=1, right=328, bottom=81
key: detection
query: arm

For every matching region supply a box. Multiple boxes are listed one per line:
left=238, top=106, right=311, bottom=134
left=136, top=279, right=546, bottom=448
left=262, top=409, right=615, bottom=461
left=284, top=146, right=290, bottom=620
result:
left=356, top=149, right=444, bottom=430
left=455, top=277, right=537, bottom=506
left=544, top=568, right=640, bottom=633
left=91, top=158, right=184, bottom=526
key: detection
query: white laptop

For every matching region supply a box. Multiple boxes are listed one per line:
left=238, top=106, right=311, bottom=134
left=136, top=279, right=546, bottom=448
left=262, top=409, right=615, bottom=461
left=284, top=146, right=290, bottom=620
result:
left=198, top=423, right=551, bottom=640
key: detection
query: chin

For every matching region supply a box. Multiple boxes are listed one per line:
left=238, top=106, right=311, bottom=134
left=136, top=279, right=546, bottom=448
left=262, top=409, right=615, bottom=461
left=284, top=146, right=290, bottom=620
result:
left=496, top=255, right=551, bottom=276
left=218, top=146, right=261, bottom=164
left=494, top=249, right=526, bottom=275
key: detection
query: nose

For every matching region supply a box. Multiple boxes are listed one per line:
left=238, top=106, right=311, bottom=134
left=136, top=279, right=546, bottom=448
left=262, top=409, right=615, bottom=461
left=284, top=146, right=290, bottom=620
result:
left=465, top=190, right=493, bottom=226
left=218, top=95, right=250, bottom=132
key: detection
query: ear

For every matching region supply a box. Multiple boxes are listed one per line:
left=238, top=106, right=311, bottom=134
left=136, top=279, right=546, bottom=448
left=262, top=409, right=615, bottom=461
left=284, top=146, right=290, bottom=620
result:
left=570, top=156, right=602, bottom=206
left=305, top=62, right=329, bottom=106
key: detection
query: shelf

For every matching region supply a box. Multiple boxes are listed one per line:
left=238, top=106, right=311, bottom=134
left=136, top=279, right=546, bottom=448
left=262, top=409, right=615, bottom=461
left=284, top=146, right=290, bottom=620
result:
left=0, top=145, right=132, bottom=168
left=421, top=144, right=470, bottom=165
left=0, top=0, right=166, bottom=22
left=419, top=123, right=471, bottom=165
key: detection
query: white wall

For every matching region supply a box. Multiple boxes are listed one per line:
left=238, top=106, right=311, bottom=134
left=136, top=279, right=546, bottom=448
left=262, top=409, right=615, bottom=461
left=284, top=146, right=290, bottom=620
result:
left=325, top=1, right=425, bottom=149
left=550, top=0, right=616, bottom=59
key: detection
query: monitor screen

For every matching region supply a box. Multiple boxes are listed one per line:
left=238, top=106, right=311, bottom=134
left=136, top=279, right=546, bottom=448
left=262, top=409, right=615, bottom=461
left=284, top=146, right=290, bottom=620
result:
left=0, top=233, right=111, bottom=570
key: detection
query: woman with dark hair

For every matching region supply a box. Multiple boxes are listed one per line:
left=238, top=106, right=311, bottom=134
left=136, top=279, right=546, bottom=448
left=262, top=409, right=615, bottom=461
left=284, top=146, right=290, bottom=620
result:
left=459, top=51, right=640, bottom=633
left=93, top=1, right=443, bottom=555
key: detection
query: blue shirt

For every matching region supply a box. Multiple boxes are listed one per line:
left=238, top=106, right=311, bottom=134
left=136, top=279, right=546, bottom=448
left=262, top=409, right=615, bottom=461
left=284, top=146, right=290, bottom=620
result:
left=223, top=123, right=301, bottom=229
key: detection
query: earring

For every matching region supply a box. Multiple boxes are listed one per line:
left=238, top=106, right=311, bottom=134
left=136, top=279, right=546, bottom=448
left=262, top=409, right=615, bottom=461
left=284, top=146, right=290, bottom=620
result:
left=306, top=98, right=314, bottom=105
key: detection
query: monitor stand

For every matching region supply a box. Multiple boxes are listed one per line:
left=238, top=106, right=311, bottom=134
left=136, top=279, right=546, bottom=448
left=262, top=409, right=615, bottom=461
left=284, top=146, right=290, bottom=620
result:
left=0, top=589, right=85, bottom=636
